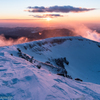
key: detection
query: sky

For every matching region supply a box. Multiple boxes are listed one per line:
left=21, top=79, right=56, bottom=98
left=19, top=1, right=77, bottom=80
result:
left=0, top=0, right=100, bottom=27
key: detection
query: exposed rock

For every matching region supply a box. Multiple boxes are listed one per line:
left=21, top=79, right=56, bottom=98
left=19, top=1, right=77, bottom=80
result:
left=17, top=50, right=34, bottom=63
left=11, top=54, right=13, bottom=56
left=67, top=75, right=72, bottom=79
left=17, top=48, right=21, bottom=52
left=45, top=61, right=51, bottom=64
left=54, top=57, right=69, bottom=68
left=37, top=65, right=41, bottom=69
left=97, top=44, right=100, bottom=48
left=24, top=46, right=27, bottom=50
left=57, top=69, right=67, bottom=77
left=57, top=73, right=65, bottom=77
left=75, top=78, right=83, bottom=82
left=30, top=56, right=34, bottom=63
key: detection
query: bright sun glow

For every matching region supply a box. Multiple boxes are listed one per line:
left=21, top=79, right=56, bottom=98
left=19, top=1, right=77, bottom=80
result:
left=46, top=17, right=51, bottom=21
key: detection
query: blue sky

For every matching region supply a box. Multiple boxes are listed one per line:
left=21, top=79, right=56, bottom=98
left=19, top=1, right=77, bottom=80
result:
left=0, top=0, right=100, bottom=27
left=0, top=0, right=100, bottom=19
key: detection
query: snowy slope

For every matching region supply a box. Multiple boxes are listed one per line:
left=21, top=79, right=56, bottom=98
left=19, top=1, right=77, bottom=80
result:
left=0, top=36, right=100, bottom=100
left=15, top=36, right=100, bottom=84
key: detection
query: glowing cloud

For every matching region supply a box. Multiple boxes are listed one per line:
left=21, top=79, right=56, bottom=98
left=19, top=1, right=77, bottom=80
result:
left=30, top=14, right=63, bottom=18
left=26, top=6, right=95, bottom=13
left=73, top=24, right=100, bottom=42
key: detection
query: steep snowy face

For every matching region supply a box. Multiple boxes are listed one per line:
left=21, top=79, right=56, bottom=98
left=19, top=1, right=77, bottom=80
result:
left=14, top=36, right=100, bottom=84
left=0, top=36, right=100, bottom=100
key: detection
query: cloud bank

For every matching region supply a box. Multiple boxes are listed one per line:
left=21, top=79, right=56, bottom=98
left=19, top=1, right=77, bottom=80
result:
left=26, top=6, right=95, bottom=13
left=0, top=34, right=30, bottom=47
left=0, top=25, right=100, bottom=47
left=30, top=14, right=63, bottom=18
left=73, top=24, right=100, bottom=42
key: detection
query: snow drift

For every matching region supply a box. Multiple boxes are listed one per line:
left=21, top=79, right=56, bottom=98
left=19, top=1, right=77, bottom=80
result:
left=0, top=36, right=100, bottom=100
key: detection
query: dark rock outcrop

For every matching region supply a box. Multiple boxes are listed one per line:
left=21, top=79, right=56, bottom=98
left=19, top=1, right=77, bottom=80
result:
left=54, top=57, right=69, bottom=68
left=75, top=78, right=83, bottom=82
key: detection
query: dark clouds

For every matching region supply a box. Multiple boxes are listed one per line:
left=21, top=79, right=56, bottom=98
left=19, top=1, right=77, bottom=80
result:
left=26, top=6, right=95, bottom=13
left=30, top=14, right=63, bottom=18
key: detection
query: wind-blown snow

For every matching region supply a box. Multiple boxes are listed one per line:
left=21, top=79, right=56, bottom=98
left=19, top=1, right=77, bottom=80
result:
left=0, top=36, right=100, bottom=100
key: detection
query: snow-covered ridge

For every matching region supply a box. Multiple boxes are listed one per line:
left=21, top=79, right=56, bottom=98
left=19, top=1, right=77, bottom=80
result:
left=0, top=36, right=100, bottom=100
left=15, top=36, right=100, bottom=83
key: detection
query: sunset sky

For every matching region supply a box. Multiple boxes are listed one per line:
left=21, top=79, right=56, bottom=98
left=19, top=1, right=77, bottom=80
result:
left=0, top=0, right=100, bottom=27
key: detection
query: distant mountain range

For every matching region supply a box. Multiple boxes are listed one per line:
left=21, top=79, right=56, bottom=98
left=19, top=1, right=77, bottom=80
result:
left=0, top=27, right=76, bottom=41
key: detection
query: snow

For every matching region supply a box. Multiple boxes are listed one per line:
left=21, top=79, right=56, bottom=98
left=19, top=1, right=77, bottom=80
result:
left=15, top=36, right=100, bottom=84
left=0, top=36, right=100, bottom=100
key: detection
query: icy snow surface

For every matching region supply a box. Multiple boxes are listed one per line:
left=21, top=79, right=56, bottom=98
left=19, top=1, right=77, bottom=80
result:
left=0, top=36, right=100, bottom=100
